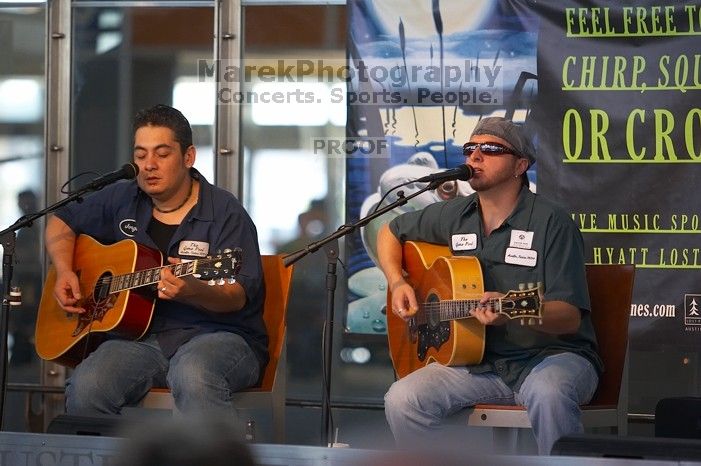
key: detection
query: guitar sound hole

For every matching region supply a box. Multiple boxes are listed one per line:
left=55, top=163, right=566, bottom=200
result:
left=427, top=293, right=440, bottom=329
left=94, top=272, right=112, bottom=302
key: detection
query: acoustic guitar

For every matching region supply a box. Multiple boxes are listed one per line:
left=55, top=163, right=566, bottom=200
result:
left=35, top=234, right=241, bottom=367
left=387, top=241, right=543, bottom=379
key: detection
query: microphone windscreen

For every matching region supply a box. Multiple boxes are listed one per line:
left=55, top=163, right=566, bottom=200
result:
left=123, top=163, right=139, bottom=178
left=459, top=164, right=473, bottom=180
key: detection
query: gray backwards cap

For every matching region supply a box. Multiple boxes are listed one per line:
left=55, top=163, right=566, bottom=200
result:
left=471, top=117, right=536, bottom=166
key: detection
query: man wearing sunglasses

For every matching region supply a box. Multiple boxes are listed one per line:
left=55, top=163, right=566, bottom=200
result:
left=377, top=117, right=600, bottom=455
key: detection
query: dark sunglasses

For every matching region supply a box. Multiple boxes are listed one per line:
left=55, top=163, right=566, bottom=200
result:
left=462, top=142, right=520, bottom=158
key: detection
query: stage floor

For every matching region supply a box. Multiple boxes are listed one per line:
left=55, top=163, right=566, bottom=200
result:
left=0, top=431, right=695, bottom=466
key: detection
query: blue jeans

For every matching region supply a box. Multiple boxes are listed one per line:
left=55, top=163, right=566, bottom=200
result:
left=384, top=352, right=599, bottom=455
left=65, top=332, right=260, bottom=415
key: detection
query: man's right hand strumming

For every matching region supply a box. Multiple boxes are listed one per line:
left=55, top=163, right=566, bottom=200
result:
left=53, top=269, right=85, bottom=313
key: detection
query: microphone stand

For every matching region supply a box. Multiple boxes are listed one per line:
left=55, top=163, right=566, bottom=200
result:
left=0, top=181, right=123, bottom=428
left=283, top=177, right=447, bottom=446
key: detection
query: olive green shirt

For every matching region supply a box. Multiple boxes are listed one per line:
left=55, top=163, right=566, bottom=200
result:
left=389, top=187, right=602, bottom=391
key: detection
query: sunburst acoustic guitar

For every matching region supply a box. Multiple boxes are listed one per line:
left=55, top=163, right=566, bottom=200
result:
left=387, top=241, right=543, bottom=379
left=35, top=234, right=241, bottom=367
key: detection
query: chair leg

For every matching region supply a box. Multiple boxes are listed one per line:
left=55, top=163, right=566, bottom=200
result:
left=492, top=427, right=518, bottom=453
left=272, top=395, right=285, bottom=443
left=515, top=428, right=538, bottom=455
left=491, top=427, right=537, bottom=455
left=272, top=342, right=287, bottom=444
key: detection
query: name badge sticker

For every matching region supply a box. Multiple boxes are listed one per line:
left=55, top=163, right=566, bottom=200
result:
left=504, top=247, right=538, bottom=267
left=178, top=240, right=210, bottom=257
left=452, top=233, right=478, bottom=251
left=509, top=230, right=534, bottom=249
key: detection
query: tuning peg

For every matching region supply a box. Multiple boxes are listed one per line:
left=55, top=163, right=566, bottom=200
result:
left=518, top=283, right=525, bottom=291
left=207, top=279, right=216, bottom=286
left=193, top=273, right=201, bottom=279
left=217, top=278, right=226, bottom=286
left=528, top=318, right=536, bottom=325
left=527, top=282, right=535, bottom=289
left=520, top=319, right=526, bottom=326
left=223, top=248, right=232, bottom=254
left=227, top=278, right=236, bottom=284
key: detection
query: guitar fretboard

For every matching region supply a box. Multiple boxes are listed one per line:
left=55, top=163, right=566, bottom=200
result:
left=415, top=298, right=502, bottom=325
left=104, top=260, right=206, bottom=294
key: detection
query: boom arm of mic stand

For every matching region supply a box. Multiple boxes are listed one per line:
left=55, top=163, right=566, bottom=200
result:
left=282, top=179, right=441, bottom=267
left=280, top=178, right=441, bottom=445
left=0, top=181, right=114, bottom=238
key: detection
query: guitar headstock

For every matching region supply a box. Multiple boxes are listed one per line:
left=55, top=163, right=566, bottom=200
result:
left=195, top=248, right=243, bottom=285
left=500, top=283, right=544, bottom=323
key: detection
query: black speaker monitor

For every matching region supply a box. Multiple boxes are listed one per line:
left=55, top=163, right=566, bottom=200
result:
left=47, top=414, right=125, bottom=437
left=655, top=397, right=701, bottom=439
left=552, top=434, right=701, bottom=461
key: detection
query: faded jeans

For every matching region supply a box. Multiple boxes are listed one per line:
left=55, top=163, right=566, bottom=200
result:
left=65, top=332, right=260, bottom=415
left=384, top=352, right=599, bottom=455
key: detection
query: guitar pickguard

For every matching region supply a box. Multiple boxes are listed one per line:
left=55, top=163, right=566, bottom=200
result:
left=72, top=297, right=117, bottom=336
left=71, top=271, right=118, bottom=336
left=416, top=321, right=451, bottom=361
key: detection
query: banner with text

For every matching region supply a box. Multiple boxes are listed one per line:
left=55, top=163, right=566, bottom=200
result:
left=348, top=0, right=701, bottom=411
left=535, top=1, right=701, bottom=409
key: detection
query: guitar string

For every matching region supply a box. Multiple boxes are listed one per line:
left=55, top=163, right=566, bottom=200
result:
left=96, top=259, right=212, bottom=290
left=416, top=297, right=538, bottom=323
left=411, top=299, right=488, bottom=324
left=418, top=298, right=517, bottom=320
left=420, top=298, right=498, bottom=312
left=80, top=299, right=100, bottom=363
left=96, top=262, right=187, bottom=290
left=95, top=254, right=240, bottom=293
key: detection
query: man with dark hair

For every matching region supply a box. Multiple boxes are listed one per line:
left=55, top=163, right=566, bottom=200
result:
left=45, top=104, right=266, bottom=414
left=378, top=117, right=600, bottom=455
left=133, top=104, right=194, bottom=154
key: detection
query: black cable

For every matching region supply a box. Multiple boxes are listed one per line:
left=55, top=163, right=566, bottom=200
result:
left=60, top=171, right=103, bottom=195
left=370, top=180, right=413, bottom=214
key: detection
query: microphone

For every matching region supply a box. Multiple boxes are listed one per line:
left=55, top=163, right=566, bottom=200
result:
left=414, top=164, right=473, bottom=183
left=79, top=163, right=139, bottom=192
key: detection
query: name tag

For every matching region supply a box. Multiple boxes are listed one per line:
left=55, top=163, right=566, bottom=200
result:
left=504, top=247, right=537, bottom=267
left=509, top=230, right=534, bottom=249
left=452, top=233, right=477, bottom=251
left=178, top=240, right=210, bottom=257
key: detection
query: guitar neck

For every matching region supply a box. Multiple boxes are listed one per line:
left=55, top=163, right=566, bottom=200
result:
left=416, top=298, right=502, bottom=324
left=107, top=261, right=201, bottom=294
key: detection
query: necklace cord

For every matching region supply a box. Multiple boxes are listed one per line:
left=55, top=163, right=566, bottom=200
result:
left=154, top=177, right=193, bottom=214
